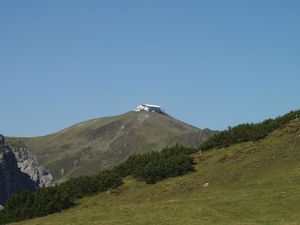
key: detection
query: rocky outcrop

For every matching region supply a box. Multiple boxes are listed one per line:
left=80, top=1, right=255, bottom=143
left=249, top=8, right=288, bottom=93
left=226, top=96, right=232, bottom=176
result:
left=0, top=135, right=36, bottom=205
left=13, top=147, right=54, bottom=187
left=0, top=134, right=54, bottom=206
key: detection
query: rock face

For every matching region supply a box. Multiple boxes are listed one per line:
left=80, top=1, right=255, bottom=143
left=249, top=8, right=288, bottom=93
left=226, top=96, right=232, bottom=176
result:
left=13, top=147, right=54, bottom=187
left=0, top=134, right=53, bottom=206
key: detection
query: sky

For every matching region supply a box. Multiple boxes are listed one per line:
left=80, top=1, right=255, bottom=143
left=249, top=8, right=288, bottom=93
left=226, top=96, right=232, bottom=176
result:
left=0, top=0, right=299, bottom=136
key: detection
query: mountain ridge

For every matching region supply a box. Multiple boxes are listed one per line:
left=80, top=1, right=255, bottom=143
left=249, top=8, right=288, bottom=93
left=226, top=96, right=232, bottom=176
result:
left=8, top=111, right=214, bottom=181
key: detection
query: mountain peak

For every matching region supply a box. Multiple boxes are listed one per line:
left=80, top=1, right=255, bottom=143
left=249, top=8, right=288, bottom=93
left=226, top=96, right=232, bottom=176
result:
left=10, top=112, right=214, bottom=181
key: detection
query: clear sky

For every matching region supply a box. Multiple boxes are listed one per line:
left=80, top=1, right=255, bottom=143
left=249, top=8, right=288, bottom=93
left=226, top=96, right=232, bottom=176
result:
left=0, top=0, right=299, bottom=136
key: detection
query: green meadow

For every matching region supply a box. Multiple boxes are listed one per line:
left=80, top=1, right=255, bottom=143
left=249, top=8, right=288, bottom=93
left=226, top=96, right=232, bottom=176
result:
left=14, top=120, right=300, bottom=225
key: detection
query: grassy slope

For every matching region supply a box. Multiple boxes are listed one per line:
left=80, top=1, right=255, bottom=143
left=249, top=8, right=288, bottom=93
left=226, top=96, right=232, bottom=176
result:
left=14, top=120, right=300, bottom=225
left=8, top=111, right=212, bottom=181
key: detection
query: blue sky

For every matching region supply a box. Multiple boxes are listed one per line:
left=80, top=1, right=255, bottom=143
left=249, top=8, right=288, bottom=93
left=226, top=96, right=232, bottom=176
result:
left=0, top=0, right=299, bottom=136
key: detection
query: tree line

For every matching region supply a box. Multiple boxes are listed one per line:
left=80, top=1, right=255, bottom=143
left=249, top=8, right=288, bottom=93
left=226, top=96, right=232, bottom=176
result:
left=199, top=109, right=300, bottom=151
left=0, top=144, right=195, bottom=224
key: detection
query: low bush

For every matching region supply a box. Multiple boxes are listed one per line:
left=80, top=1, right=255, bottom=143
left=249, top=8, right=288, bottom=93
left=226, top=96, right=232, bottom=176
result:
left=114, top=144, right=196, bottom=184
left=199, top=110, right=300, bottom=150
left=0, top=171, right=122, bottom=224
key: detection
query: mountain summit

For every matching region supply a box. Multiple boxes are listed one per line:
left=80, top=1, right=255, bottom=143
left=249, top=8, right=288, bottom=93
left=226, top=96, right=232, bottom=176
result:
left=9, top=111, right=213, bottom=181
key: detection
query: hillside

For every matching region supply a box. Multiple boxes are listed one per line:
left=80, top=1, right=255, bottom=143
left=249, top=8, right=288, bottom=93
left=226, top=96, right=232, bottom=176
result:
left=14, top=119, right=300, bottom=225
left=8, top=111, right=212, bottom=181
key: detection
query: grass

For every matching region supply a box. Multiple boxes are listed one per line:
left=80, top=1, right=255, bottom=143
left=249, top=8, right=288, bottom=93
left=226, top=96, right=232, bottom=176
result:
left=13, top=120, right=300, bottom=225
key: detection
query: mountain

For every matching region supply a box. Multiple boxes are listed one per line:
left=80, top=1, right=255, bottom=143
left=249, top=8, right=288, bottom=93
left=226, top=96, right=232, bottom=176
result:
left=13, top=118, right=300, bottom=225
left=0, top=135, right=53, bottom=206
left=8, top=111, right=213, bottom=181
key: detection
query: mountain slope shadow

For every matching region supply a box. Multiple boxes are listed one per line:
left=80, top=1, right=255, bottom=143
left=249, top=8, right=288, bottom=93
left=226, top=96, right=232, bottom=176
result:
left=0, top=136, right=37, bottom=205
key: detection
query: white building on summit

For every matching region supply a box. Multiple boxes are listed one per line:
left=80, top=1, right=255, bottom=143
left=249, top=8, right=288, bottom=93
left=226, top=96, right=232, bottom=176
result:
left=135, top=104, right=163, bottom=113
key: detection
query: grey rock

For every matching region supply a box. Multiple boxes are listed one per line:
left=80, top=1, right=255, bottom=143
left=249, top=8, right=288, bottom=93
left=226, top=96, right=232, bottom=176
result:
left=13, top=147, right=54, bottom=187
left=0, top=134, right=5, bottom=147
left=0, top=134, right=54, bottom=205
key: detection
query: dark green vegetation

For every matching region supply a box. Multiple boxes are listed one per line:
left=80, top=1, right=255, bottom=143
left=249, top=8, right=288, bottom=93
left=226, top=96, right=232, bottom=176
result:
left=0, top=187, right=73, bottom=224
left=114, top=144, right=196, bottom=184
left=0, top=170, right=123, bottom=224
left=8, top=111, right=213, bottom=181
left=200, top=109, right=300, bottom=150
left=14, top=118, right=300, bottom=225
left=0, top=145, right=194, bottom=224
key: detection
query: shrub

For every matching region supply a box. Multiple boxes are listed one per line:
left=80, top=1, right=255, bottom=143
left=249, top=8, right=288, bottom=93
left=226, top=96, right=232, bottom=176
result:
left=200, top=110, right=300, bottom=151
left=114, top=144, right=196, bottom=184
left=0, top=171, right=123, bottom=224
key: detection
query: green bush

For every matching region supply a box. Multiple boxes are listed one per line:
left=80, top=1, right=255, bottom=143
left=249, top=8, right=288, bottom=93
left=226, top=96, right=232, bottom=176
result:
left=0, top=171, right=122, bottom=224
left=133, top=156, right=194, bottom=184
left=114, top=144, right=196, bottom=184
left=200, top=110, right=300, bottom=151
left=0, top=187, right=73, bottom=224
